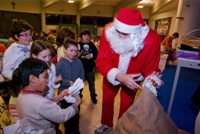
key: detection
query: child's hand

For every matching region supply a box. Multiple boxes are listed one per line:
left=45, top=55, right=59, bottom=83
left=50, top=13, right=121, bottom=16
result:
left=0, top=74, right=4, bottom=82
left=85, top=54, right=91, bottom=60
left=54, top=74, right=62, bottom=84
left=69, top=81, right=74, bottom=86
left=58, top=90, right=67, bottom=100
left=72, top=94, right=81, bottom=106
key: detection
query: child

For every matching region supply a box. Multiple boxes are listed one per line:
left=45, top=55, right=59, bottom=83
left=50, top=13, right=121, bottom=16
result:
left=1, top=20, right=33, bottom=122
left=2, top=20, right=33, bottom=80
left=56, top=27, right=75, bottom=63
left=30, top=39, right=62, bottom=100
left=79, top=29, right=98, bottom=104
left=13, top=58, right=81, bottom=134
left=0, top=43, right=6, bottom=82
left=56, top=38, right=84, bottom=134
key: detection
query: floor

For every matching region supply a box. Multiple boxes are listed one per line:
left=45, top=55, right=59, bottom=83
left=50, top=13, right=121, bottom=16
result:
left=58, top=71, right=120, bottom=134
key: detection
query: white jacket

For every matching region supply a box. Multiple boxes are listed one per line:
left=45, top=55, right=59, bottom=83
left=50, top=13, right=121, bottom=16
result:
left=2, top=42, right=30, bottom=79
left=46, top=63, right=60, bottom=99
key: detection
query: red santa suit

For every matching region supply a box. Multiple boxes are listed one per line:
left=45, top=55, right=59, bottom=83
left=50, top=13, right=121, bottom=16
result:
left=96, top=8, right=162, bottom=127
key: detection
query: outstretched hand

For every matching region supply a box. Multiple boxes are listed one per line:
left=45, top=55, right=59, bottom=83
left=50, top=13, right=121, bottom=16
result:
left=54, top=74, right=62, bottom=84
left=116, top=73, right=142, bottom=90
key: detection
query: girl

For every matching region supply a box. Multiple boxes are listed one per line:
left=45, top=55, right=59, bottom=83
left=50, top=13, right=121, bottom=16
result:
left=30, top=39, right=62, bottom=100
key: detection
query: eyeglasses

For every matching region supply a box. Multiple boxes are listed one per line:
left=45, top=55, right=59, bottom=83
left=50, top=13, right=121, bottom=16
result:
left=115, top=29, right=130, bottom=36
left=19, top=34, right=33, bottom=37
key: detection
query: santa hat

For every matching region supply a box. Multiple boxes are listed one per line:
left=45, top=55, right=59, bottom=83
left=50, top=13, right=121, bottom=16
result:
left=0, top=43, right=6, bottom=53
left=114, top=8, right=146, bottom=34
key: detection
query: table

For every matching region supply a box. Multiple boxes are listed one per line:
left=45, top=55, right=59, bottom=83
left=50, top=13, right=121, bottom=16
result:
left=167, top=58, right=200, bottom=115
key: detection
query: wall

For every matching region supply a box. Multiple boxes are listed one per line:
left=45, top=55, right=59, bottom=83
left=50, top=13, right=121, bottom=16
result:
left=148, top=9, right=177, bottom=47
left=0, top=0, right=41, bottom=13
left=181, top=0, right=200, bottom=36
left=80, top=5, right=114, bottom=17
left=1, top=0, right=200, bottom=46
left=45, top=2, right=77, bottom=15
left=149, top=10, right=177, bottom=35
left=149, top=0, right=200, bottom=48
left=138, top=8, right=150, bottom=19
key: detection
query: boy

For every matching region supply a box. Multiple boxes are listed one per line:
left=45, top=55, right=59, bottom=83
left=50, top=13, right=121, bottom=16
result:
left=56, top=38, right=84, bottom=134
left=2, top=20, right=33, bottom=122
left=78, top=29, right=98, bottom=104
left=2, top=20, right=33, bottom=80
left=14, top=58, right=81, bottom=134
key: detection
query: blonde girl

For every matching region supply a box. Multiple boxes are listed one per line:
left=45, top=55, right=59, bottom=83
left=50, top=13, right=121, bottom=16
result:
left=30, top=39, right=62, bottom=100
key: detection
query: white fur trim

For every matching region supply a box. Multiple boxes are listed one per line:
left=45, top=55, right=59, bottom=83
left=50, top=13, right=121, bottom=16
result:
left=107, top=68, right=120, bottom=85
left=114, top=19, right=142, bottom=34
left=118, top=52, right=132, bottom=74
left=134, top=75, right=144, bottom=82
left=107, top=53, right=132, bottom=86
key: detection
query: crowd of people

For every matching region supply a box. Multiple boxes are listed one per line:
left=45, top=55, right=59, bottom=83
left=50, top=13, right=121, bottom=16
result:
left=1, top=7, right=192, bottom=134
left=0, top=17, right=100, bottom=134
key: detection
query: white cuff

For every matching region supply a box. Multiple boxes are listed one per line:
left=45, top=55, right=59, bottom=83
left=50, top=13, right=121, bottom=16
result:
left=107, top=68, right=120, bottom=85
left=53, top=83, right=60, bottom=89
left=90, top=53, right=93, bottom=58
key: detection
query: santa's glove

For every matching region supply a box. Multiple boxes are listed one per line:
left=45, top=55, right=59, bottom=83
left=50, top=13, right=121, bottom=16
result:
left=68, top=78, right=84, bottom=95
left=64, top=78, right=84, bottom=103
left=142, top=74, right=164, bottom=96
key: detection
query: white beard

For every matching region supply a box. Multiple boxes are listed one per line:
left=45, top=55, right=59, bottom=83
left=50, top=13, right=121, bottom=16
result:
left=106, top=26, right=145, bottom=57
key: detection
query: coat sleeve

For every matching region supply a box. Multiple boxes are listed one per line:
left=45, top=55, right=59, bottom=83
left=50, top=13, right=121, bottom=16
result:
left=38, top=99, right=78, bottom=123
left=51, top=64, right=60, bottom=89
left=56, top=61, right=71, bottom=88
left=2, top=45, right=27, bottom=79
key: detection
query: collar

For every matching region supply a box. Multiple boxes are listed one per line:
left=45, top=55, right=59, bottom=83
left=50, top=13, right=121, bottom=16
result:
left=22, top=89, right=42, bottom=95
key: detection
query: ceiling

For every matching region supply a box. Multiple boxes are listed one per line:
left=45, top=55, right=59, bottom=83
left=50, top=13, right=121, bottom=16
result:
left=42, top=0, right=179, bottom=15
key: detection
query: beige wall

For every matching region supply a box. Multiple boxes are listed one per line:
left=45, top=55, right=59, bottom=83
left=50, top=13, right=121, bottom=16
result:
left=0, top=0, right=41, bottom=13
left=1, top=0, right=200, bottom=48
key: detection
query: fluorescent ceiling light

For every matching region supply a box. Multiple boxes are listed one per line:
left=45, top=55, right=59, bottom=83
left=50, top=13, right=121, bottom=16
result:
left=139, top=0, right=152, bottom=4
left=68, top=0, right=75, bottom=3
left=137, top=5, right=144, bottom=8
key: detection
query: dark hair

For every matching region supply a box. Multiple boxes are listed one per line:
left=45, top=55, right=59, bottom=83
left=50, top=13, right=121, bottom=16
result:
left=56, top=27, right=75, bottom=47
left=9, top=68, right=22, bottom=97
left=80, top=29, right=90, bottom=37
left=10, top=20, right=33, bottom=41
left=9, top=58, right=48, bottom=96
left=30, top=40, right=49, bottom=57
left=63, top=38, right=78, bottom=49
left=172, top=32, right=179, bottom=38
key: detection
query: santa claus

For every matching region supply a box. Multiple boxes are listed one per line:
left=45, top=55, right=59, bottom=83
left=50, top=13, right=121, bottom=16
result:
left=95, top=7, right=162, bottom=134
